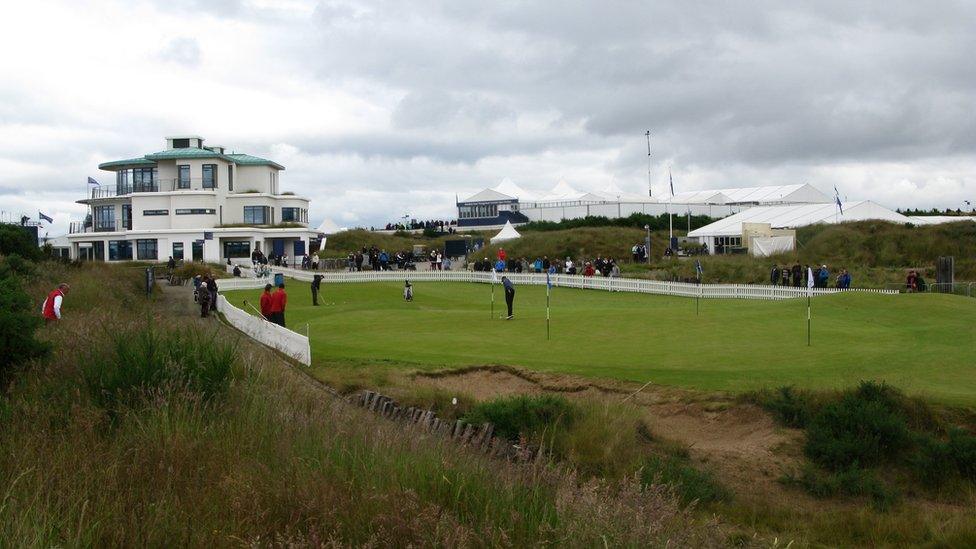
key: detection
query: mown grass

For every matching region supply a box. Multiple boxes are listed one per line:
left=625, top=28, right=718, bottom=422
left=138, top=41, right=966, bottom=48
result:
left=227, top=280, right=976, bottom=405
left=0, top=262, right=718, bottom=546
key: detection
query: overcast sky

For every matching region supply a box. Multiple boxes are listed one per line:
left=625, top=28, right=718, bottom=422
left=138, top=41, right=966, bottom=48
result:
left=1, top=0, right=974, bottom=234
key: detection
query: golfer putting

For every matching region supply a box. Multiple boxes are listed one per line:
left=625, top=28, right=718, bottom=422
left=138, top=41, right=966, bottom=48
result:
left=502, top=276, right=515, bottom=319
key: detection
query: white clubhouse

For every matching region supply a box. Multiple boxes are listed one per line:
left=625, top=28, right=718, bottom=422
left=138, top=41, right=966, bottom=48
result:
left=67, top=135, right=319, bottom=263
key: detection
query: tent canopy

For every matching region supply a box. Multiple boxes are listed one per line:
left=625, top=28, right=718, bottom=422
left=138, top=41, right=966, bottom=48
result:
left=491, top=220, right=521, bottom=243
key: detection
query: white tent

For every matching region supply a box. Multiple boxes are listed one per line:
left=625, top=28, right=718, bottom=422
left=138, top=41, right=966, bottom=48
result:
left=750, top=236, right=796, bottom=257
left=540, top=180, right=584, bottom=201
left=491, top=221, right=522, bottom=243
left=315, top=218, right=345, bottom=234
left=493, top=178, right=538, bottom=202
left=670, top=184, right=829, bottom=205
left=688, top=201, right=911, bottom=241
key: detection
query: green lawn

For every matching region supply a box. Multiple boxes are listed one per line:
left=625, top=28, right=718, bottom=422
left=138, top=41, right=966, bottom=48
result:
left=224, top=281, right=976, bottom=405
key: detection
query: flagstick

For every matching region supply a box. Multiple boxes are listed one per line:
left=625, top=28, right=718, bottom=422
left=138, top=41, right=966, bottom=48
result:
left=546, top=284, right=551, bottom=340
left=490, top=280, right=494, bottom=320
left=807, top=293, right=812, bottom=347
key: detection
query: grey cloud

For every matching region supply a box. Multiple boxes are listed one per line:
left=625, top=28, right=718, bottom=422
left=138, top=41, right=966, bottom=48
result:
left=158, top=37, right=202, bottom=67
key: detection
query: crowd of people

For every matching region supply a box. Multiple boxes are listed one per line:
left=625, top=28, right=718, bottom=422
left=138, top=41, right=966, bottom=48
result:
left=471, top=248, right=621, bottom=278
left=192, top=274, right=220, bottom=317
left=382, top=219, right=457, bottom=232
left=769, top=263, right=851, bottom=289
left=344, top=246, right=429, bottom=271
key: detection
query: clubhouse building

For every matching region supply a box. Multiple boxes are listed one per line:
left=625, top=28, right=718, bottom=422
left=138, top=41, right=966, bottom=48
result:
left=67, top=135, right=319, bottom=263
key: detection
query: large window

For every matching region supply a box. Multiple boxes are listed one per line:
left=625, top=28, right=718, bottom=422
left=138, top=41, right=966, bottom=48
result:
left=243, top=205, right=270, bottom=224
left=172, top=242, right=184, bottom=260
left=202, top=164, right=217, bottom=189
left=136, top=239, right=157, bottom=260
left=122, top=204, right=131, bottom=230
left=223, top=240, right=251, bottom=258
left=108, top=240, right=132, bottom=261
left=458, top=204, right=499, bottom=219
left=94, top=205, right=115, bottom=231
left=178, top=165, right=190, bottom=189
left=281, top=207, right=304, bottom=222
left=143, top=209, right=168, bottom=216
left=175, top=208, right=216, bottom=215
left=132, top=168, right=157, bottom=192
left=172, top=138, right=190, bottom=149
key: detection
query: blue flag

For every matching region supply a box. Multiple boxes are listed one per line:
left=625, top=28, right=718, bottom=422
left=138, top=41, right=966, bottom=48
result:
left=695, top=259, right=703, bottom=277
left=669, top=169, right=675, bottom=197
left=546, top=269, right=553, bottom=289
left=834, top=186, right=843, bottom=215
left=39, top=211, right=54, bottom=223
left=87, top=177, right=100, bottom=186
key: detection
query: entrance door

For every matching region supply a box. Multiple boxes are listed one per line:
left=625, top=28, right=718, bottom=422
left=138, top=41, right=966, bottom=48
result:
left=272, top=239, right=285, bottom=257
left=293, top=240, right=305, bottom=256
left=192, top=240, right=204, bottom=261
left=92, top=241, right=105, bottom=261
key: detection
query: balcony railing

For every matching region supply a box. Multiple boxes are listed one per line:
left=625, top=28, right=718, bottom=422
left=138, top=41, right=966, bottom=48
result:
left=88, top=178, right=218, bottom=198
left=68, top=219, right=131, bottom=234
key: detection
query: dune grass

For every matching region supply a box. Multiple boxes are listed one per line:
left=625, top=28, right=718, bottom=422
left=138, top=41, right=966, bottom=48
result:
left=226, top=281, right=976, bottom=405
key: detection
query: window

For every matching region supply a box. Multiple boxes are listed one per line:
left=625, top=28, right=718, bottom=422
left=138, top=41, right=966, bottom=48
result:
left=172, top=138, right=190, bottom=149
left=270, top=171, right=276, bottom=194
left=202, top=164, right=216, bottom=189
left=228, top=165, right=233, bottom=192
left=172, top=242, right=184, bottom=260
left=178, top=165, right=190, bottom=189
left=132, top=168, right=157, bottom=192
left=116, top=170, right=130, bottom=194
left=457, top=204, right=498, bottom=219
left=122, top=204, right=131, bottom=230
left=108, top=240, right=132, bottom=260
left=136, top=239, right=157, bottom=260
left=175, top=208, right=216, bottom=215
left=243, top=206, right=270, bottom=224
left=143, top=209, right=168, bottom=216
left=281, top=207, right=301, bottom=222
left=94, top=205, right=115, bottom=231
left=223, top=240, right=251, bottom=258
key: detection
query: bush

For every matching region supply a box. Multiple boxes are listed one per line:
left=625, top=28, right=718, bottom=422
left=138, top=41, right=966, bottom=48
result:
left=0, top=224, right=41, bottom=260
left=640, top=455, right=731, bottom=505
left=84, top=323, right=235, bottom=414
left=784, top=465, right=898, bottom=510
left=756, top=386, right=814, bottom=428
left=908, top=434, right=955, bottom=484
left=462, top=394, right=578, bottom=442
left=0, top=271, right=50, bottom=382
left=804, top=382, right=912, bottom=470
left=948, top=428, right=976, bottom=480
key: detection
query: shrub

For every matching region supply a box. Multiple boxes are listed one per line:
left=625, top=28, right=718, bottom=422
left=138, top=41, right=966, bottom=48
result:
left=640, top=455, right=731, bottom=505
left=908, top=434, right=955, bottom=484
left=783, top=465, right=897, bottom=510
left=84, top=323, right=235, bottom=414
left=804, top=382, right=911, bottom=470
left=756, top=386, right=814, bottom=428
left=948, top=428, right=976, bottom=480
left=0, top=272, right=50, bottom=382
left=462, top=394, right=578, bottom=443
left=0, top=224, right=41, bottom=260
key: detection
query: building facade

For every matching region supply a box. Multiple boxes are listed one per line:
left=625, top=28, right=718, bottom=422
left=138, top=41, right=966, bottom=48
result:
left=67, top=135, right=319, bottom=263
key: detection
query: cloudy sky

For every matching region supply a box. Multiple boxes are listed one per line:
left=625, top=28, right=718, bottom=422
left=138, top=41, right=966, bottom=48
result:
left=1, top=0, right=974, bottom=234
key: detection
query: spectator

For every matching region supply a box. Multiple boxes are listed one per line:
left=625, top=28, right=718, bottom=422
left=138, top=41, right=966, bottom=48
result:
left=770, top=264, right=779, bottom=286
left=906, top=270, right=919, bottom=292
left=199, top=281, right=211, bottom=317
left=836, top=269, right=851, bottom=289
left=208, top=276, right=218, bottom=312
left=791, top=262, right=802, bottom=288
left=498, top=248, right=507, bottom=263
left=270, top=283, right=288, bottom=326
left=533, top=257, right=543, bottom=273
left=442, top=256, right=452, bottom=270
left=817, top=265, right=829, bottom=288
left=167, top=256, right=176, bottom=270
left=312, top=253, right=320, bottom=270
left=259, top=283, right=273, bottom=319
left=781, top=265, right=790, bottom=286
left=494, top=258, right=506, bottom=272
left=565, top=257, right=576, bottom=275
left=583, top=262, right=596, bottom=277
left=41, top=283, right=70, bottom=323
left=232, top=265, right=242, bottom=277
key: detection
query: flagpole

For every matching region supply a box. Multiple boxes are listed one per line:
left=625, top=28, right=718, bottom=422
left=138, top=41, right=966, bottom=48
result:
left=807, top=293, right=811, bottom=347
left=546, top=283, right=551, bottom=340
left=490, top=279, right=495, bottom=320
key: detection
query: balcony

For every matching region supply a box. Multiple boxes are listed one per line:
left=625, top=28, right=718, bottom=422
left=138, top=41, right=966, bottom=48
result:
left=88, top=178, right=218, bottom=199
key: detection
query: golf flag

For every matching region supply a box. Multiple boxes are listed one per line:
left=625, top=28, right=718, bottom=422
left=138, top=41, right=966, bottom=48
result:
left=546, top=268, right=553, bottom=289
left=87, top=177, right=100, bottom=186
left=545, top=268, right=552, bottom=340
left=807, top=267, right=815, bottom=292
left=695, top=259, right=703, bottom=278
left=806, top=266, right=814, bottom=346
left=669, top=168, right=675, bottom=197
left=491, top=268, right=498, bottom=283
left=38, top=211, right=54, bottom=223
left=834, top=186, right=843, bottom=215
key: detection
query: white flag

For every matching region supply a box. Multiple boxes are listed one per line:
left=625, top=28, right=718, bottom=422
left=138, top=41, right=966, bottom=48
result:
left=491, top=269, right=498, bottom=283
left=807, top=267, right=815, bottom=292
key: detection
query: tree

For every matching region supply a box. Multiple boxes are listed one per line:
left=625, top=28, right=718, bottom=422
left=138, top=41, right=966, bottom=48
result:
left=0, top=266, right=49, bottom=382
left=0, top=224, right=40, bottom=261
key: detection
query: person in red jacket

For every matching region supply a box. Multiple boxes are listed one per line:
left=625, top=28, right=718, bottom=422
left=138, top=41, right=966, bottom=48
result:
left=497, top=248, right=507, bottom=262
left=259, top=284, right=274, bottom=320
left=269, top=283, right=288, bottom=327
left=41, top=283, right=70, bottom=323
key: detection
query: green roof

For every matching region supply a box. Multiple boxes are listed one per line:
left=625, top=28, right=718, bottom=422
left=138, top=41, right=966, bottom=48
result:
left=144, top=147, right=222, bottom=161
left=97, top=157, right=157, bottom=170
left=224, top=153, right=285, bottom=170
left=100, top=148, right=285, bottom=171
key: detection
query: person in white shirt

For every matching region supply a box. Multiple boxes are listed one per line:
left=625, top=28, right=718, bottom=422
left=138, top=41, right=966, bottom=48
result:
left=41, top=283, right=70, bottom=323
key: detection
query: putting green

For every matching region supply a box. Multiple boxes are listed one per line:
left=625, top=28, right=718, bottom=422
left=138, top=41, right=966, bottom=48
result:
left=224, top=281, right=976, bottom=405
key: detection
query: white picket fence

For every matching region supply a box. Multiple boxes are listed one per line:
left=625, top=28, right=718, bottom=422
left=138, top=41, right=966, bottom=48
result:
left=217, top=267, right=898, bottom=300
left=216, top=294, right=311, bottom=365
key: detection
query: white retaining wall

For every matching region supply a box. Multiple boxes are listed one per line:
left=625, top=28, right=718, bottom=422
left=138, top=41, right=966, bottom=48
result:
left=217, top=267, right=898, bottom=300
left=217, top=294, right=311, bottom=365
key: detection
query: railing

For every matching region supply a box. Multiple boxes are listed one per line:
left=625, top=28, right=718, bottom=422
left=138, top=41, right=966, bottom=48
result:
left=218, top=267, right=899, bottom=300
left=88, top=178, right=218, bottom=199
left=884, top=281, right=976, bottom=297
